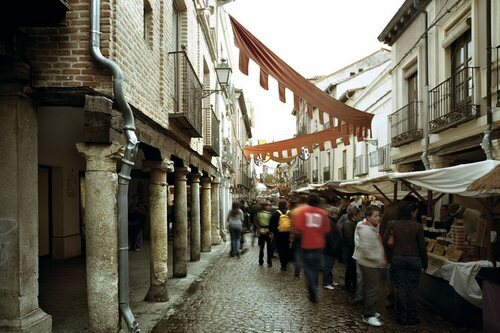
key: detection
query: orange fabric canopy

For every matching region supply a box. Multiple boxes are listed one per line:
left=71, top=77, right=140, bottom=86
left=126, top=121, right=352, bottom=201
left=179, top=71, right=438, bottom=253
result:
left=244, top=128, right=350, bottom=160
left=230, top=15, right=374, bottom=136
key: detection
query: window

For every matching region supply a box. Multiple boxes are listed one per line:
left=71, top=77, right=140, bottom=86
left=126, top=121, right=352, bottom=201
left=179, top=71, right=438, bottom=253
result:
left=450, top=30, right=472, bottom=110
left=143, top=0, right=153, bottom=49
left=172, top=3, right=179, bottom=110
left=407, top=72, right=418, bottom=104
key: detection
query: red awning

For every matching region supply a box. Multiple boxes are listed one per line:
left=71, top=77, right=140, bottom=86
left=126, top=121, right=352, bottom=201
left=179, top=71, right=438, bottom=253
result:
left=244, top=128, right=351, bottom=160
left=230, top=15, right=374, bottom=136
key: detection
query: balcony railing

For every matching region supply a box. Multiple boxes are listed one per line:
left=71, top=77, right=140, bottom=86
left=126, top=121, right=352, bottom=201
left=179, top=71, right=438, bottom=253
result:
left=390, top=101, right=423, bottom=147
left=369, top=151, right=378, bottom=167
left=239, top=171, right=252, bottom=189
left=312, top=169, right=318, bottom=183
left=323, top=166, right=331, bottom=181
left=354, top=155, right=368, bottom=177
left=428, top=67, right=479, bottom=133
left=203, top=107, right=220, bottom=156
left=377, top=144, right=392, bottom=172
left=222, top=138, right=234, bottom=171
left=169, top=51, right=203, bottom=137
left=338, top=166, right=346, bottom=180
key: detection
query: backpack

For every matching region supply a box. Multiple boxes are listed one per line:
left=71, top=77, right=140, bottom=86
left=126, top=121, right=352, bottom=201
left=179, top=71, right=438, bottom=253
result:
left=277, top=210, right=291, bottom=232
left=256, top=211, right=271, bottom=234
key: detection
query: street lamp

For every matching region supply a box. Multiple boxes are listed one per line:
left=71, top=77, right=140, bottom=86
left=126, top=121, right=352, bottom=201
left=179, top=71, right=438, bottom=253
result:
left=215, top=58, right=231, bottom=86
left=202, top=58, right=232, bottom=97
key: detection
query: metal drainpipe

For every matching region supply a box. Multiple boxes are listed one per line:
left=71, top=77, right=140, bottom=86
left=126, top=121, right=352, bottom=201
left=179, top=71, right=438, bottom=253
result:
left=481, top=0, right=493, bottom=159
left=415, top=0, right=431, bottom=170
left=89, top=1, right=140, bottom=332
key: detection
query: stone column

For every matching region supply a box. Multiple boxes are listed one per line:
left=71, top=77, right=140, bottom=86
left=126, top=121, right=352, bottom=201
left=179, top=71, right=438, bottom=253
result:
left=428, top=155, right=454, bottom=169
left=189, top=172, right=202, bottom=261
left=200, top=176, right=212, bottom=252
left=211, top=177, right=222, bottom=245
left=0, top=61, right=52, bottom=332
left=144, top=159, right=173, bottom=302
left=219, top=180, right=228, bottom=242
left=173, top=167, right=189, bottom=278
left=76, top=143, right=123, bottom=333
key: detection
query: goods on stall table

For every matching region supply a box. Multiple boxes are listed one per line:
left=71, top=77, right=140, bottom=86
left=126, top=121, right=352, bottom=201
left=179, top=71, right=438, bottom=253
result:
left=445, top=245, right=463, bottom=262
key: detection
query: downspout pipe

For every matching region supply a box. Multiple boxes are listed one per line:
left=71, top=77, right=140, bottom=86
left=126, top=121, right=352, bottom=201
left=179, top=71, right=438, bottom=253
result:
left=414, top=0, right=431, bottom=169
left=481, top=0, right=493, bottom=159
left=90, top=1, right=140, bottom=332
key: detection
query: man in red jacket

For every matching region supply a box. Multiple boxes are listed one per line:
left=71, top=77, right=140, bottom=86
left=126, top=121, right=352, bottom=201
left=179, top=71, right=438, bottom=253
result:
left=294, top=193, right=330, bottom=303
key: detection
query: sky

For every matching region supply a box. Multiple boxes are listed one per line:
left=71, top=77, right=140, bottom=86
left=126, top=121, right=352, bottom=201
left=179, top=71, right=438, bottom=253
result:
left=223, top=0, right=405, bottom=143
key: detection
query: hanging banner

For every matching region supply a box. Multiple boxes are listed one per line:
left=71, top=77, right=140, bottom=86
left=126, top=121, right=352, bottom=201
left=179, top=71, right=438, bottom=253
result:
left=244, top=128, right=349, bottom=160
left=230, top=15, right=374, bottom=136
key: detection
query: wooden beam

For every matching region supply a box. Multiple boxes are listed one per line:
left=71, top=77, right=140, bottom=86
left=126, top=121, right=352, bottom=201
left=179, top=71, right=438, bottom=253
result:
left=393, top=182, right=398, bottom=203
left=373, top=185, right=392, bottom=204
left=401, top=180, right=426, bottom=203
left=432, top=192, right=446, bottom=206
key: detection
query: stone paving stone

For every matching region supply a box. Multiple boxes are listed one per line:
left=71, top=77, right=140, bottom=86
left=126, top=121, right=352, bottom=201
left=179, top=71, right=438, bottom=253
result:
left=153, top=237, right=480, bottom=333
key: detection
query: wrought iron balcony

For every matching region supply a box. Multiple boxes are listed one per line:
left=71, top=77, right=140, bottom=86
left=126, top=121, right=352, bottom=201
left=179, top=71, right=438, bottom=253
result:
left=323, top=166, right=331, bottom=181
left=203, top=107, right=220, bottom=156
left=377, top=144, right=392, bottom=172
left=239, top=171, right=252, bottom=189
left=338, top=166, right=346, bottom=180
left=354, top=155, right=368, bottom=177
left=222, top=138, right=234, bottom=172
left=390, top=101, right=423, bottom=147
left=312, top=169, right=318, bottom=183
left=169, top=51, right=203, bottom=137
left=428, top=67, right=480, bottom=134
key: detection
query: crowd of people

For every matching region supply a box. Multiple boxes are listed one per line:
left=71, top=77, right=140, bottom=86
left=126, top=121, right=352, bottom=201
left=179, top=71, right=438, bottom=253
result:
left=227, top=194, right=428, bottom=328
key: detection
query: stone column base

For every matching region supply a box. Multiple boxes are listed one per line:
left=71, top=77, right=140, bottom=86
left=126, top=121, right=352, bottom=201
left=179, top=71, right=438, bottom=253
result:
left=211, top=235, right=222, bottom=245
left=144, top=284, right=169, bottom=302
left=1, top=309, right=52, bottom=333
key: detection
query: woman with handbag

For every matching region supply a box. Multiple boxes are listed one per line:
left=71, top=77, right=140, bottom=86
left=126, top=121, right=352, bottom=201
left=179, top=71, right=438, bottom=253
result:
left=383, top=201, right=427, bottom=326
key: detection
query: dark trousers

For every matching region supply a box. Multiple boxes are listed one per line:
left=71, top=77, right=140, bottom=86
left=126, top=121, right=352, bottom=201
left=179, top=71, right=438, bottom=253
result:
left=392, top=255, right=422, bottom=324
left=258, top=234, right=273, bottom=265
left=292, top=237, right=302, bottom=276
left=359, top=264, right=381, bottom=317
left=303, top=249, right=322, bottom=301
left=276, top=232, right=290, bottom=269
left=229, top=228, right=241, bottom=256
left=343, top=252, right=356, bottom=291
left=322, top=254, right=335, bottom=286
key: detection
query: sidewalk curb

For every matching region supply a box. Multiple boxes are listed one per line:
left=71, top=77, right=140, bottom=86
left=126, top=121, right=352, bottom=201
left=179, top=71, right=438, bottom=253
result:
left=134, top=240, right=229, bottom=333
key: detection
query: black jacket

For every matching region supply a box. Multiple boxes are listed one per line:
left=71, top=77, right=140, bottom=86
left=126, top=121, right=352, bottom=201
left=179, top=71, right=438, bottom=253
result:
left=323, top=217, right=341, bottom=256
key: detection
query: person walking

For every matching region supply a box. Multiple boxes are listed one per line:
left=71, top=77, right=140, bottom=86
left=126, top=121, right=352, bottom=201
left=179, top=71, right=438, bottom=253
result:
left=256, top=202, right=273, bottom=267
left=294, top=193, right=330, bottom=303
left=322, top=206, right=341, bottom=290
left=341, top=205, right=362, bottom=292
left=227, top=201, right=244, bottom=257
left=270, top=199, right=292, bottom=271
left=289, top=196, right=307, bottom=277
left=353, top=205, right=385, bottom=327
left=383, top=201, right=428, bottom=326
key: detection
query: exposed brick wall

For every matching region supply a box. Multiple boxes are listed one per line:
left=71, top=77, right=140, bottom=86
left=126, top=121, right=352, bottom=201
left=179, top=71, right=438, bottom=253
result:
left=22, top=0, right=219, bottom=154
left=24, top=0, right=113, bottom=93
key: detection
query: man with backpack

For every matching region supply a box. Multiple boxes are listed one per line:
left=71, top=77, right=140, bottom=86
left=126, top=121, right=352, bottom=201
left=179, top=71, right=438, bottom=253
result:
left=270, top=199, right=291, bottom=271
left=256, top=202, right=273, bottom=267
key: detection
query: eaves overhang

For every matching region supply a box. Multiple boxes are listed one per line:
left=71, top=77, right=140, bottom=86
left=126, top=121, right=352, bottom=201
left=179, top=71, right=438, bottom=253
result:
left=378, top=0, right=431, bottom=46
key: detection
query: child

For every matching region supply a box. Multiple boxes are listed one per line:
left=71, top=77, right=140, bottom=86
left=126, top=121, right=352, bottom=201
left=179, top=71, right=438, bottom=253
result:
left=352, top=205, right=385, bottom=327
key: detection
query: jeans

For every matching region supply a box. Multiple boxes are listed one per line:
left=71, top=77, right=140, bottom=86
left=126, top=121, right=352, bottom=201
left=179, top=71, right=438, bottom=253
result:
left=353, top=262, right=364, bottom=302
left=359, top=265, right=381, bottom=317
left=303, top=249, right=322, bottom=301
left=391, top=255, right=423, bottom=324
left=322, top=254, right=334, bottom=286
left=258, top=234, right=273, bottom=265
left=229, top=228, right=241, bottom=256
left=292, top=237, right=302, bottom=276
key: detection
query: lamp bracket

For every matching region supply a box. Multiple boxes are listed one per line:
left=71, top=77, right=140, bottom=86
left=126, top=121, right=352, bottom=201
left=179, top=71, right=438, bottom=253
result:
left=202, top=89, right=222, bottom=98
left=364, top=139, right=378, bottom=146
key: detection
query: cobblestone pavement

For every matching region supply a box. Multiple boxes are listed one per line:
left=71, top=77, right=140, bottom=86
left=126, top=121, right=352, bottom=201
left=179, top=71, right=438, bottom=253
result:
left=153, top=236, right=479, bottom=333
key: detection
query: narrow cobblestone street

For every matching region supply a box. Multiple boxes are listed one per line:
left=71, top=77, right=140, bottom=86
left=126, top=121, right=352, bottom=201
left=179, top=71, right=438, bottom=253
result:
left=153, top=235, right=479, bottom=333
